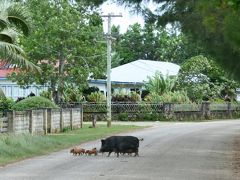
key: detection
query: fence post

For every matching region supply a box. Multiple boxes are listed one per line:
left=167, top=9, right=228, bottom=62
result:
left=29, top=110, right=34, bottom=134
left=227, top=102, right=232, bottom=118
left=80, top=105, right=83, bottom=128
left=202, top=101, right=211, bottom=119
left=43, top=109, right=48, bottom=135
left=70, top=108, right=73, bottom=130
left=7, top=111, right=15, bottom=133
left=60, top=108, right=63, bottom=132
left=47, top=109, right=52, bottom=133
left=163, top=103, right=174, bottom=119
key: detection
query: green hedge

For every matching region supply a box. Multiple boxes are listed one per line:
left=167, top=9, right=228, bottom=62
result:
left=12, top=96, right=58, bottom=111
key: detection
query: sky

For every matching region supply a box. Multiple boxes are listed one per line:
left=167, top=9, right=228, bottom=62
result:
left=100, top=0, right=156, bottom=33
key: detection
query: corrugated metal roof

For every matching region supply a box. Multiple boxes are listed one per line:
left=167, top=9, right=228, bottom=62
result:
left=0, top=68, right=17, bottom=78
left=110, top=59, right=180, bottom=83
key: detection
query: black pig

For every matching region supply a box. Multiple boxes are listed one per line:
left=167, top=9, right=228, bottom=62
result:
left=100, top=136, right=141, bottom=157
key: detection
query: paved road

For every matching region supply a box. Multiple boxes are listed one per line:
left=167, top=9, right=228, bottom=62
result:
left=1, top=120, right=240, bottom=180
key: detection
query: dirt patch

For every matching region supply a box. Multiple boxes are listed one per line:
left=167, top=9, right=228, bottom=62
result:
left=233, top=136, right=240, bottom=176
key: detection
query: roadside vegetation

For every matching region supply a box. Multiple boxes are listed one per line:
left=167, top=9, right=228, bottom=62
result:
left=0, top=124, right=144, bottom=166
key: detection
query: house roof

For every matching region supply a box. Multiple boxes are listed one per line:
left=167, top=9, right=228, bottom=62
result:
left=0, top=68, right=17, bottom=78
left=0, top=62, right=19, bottom=78
left=109, top=60, right=180, bottom=83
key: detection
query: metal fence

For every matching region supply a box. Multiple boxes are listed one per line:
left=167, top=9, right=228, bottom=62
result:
left=80, top=103, right=164, bottom=113
left=59, top=102, right=240, bottom=113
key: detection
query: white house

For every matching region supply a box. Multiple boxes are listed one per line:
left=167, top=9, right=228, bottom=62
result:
left=0, top=60, right=181, bottom=100
left=0, top=66, right=48, bottom=100
left=89, top=59, right=180, bottom=95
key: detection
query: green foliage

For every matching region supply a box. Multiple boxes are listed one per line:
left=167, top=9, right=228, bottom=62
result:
left=40, top=90, right=52, bottom=100
left=142, top=113, right=166, bottom=121
left=0, top=88, right=6, bottom=99
left=144, top=92, right=163, bottom=103
left=62, top=86, right=83, bottom=103
left=83, top=86, right=100, bottom=96
left=130, top=92, right=142, bottom=102
left=87, top=92, right=106, bottom=103
left=178, top=55, right=239, bottom=102
left=9, top=0, right=106, bottom=102
left=145, top=72, right=177, bottom=96
left=118, top=113, right=129, bottom=121
left=0, top=0, right=39, bottom=71
left=112, top=23, right=200, bottom=66
left=163, top=0, right=240, bottom=79
left=12, top=96, right=58, bottom=111
left=161, top=91, right=191, bottom=103
left=112, top=90, right=141, bottom=102
left=145, top=91, right=190, bottom=103
left=100, top=0, right=240, bottom=79
left=0, top=97, right=14, bottom=116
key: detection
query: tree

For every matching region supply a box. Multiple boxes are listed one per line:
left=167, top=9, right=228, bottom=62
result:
left=9, top=0, right=106, bottom=103
left=144, top=72, right=191, bottom=103
left=178, top=55, right=239, bottom=102
left=113, top=22, right=202, bottom=66
left=86, top=0, right=240, bottom=79
left=0, top=0, right=39, bottom=70
left=145, top=72, right=177, bottom=96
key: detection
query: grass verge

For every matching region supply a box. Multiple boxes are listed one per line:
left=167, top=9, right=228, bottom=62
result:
left=0, top=124, right=144, bottom=166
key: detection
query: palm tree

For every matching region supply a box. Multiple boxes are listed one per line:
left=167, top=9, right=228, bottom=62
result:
left=145, top=72, right=177, bottom=96
left=0, top=0, right=39, bottom=71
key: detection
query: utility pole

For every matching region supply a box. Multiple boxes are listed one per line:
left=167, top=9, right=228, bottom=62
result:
left=101, top=13, right=122, bottom=127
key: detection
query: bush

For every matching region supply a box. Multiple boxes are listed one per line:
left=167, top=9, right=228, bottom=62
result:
left=12, top=96, right=58, bottom=111
left=144, top=91, right=191, bottom=103
left=62, top=87, right=83, bottom=103
left=112, top=91, right=141, bottom=102
left=118, top=113, right=129, bottom=121
left=87, top=92, right=106, bottom=102
left=40, top=90, right=52, bottom=100
left=0, top=98, right=14, bottom=116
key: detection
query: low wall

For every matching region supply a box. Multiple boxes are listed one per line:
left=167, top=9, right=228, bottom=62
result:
left=6, top=108, right=82, bottom=134
left=0, top=117, right=8, bottom=133
left=82, top=102, right=240, bottom=121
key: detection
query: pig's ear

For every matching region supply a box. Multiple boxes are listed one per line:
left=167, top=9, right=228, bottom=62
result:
left=101, top=139, right=105, bottom=144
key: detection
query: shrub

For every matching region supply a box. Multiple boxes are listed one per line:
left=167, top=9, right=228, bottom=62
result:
left=112, top=91, right=141, bottom=102
left=12, top=96, right=58, bottom=111
left=130, top=92, right=141, bottom=102
left=0, top=98, right=14, bottom=116
left=144, top=91, right=191, bottom=103
left=118, top=113, right=129, bottom=121
left=87, top=92, right=106, bottom=102
left=83, top=86, right=99, bottom=96
left=62, top=87, right=83, bottom=103
left=40, top=90, right=52, bottom=100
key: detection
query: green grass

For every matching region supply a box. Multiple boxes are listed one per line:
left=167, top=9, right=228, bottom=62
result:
left=0, top=124, right=144, bottom=166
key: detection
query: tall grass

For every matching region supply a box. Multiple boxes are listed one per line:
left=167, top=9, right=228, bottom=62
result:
left=0, top=124, right=143, bottom=166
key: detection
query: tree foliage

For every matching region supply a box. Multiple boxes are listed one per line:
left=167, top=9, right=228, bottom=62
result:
left=0, top=0, right=39, bottom=71
left=87, top=0, right=240, bottom=79
left=178, top=55, right=239, bottom=102
left=9, top=0, right=106, bottom=103
left=145, top=72, right=177, bottom=96
left=12, top=96, right=58, bottom=111
left=112, top=23, right=202, bottom=66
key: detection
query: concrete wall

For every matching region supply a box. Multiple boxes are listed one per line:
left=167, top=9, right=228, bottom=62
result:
left=6, top=108, right=82, bottom=134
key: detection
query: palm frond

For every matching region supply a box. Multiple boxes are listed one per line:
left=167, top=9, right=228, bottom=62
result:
left=0, top=41, right=41, bottom=72
left=0, top=28, right=18, bottom=43
left=7, top=3, right=31, bottom=35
